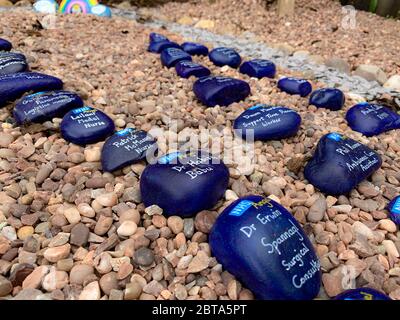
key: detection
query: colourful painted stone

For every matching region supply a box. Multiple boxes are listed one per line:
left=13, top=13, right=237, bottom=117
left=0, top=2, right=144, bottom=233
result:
left=160, top=47, right=192, bottom=68
left=90, top=4, right=111, bottom=17
left=59, top=0, right=97, bottom=14
left=174, top=60, right=210, bottom=79
left=33, top=0, right=59, bottom=14
left=0, top=52, right=28, bottom=75
left=181, top=42, right=209, bottom=56
left=239, top=59, right=276, bottom=79
left=388, top=196, right=400, bottom=225
left=0, top=39, right=12, bottom=52
left=334, top=288, right=391, bottom=300
left=209, top=47, right=241, bottom=68
left=309, top=88, right=345, bottom=111
left=277, top=77, right=312, bottom=97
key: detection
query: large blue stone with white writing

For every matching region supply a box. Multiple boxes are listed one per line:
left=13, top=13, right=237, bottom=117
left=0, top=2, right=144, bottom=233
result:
left=309, top=88, right=345, bottom=111
left=0, top=72, right=63, bottom=108
left=0, top=52, right=28, bottom=75
left=181, top=42, right=209, bottom=56
left=101, top=128, right=158, bottom=172
left=388, top=196, right=400, bottom=225
left=13, top=91, right=83, bottom=125
left=345, top=103, right=400, bottom=137
left=148, top=40, right=182, bottom=54
left=209, top=47, right=241, bottom=68
left=60, top=106, right=115, bottom=145
left=160, top=47, right=192, bottom=68
left=0, top=39, right=12, bottom=52
left=175, top=60, right=210, bottom=79
left=193, top=76, right=251, bottom=107
left=233, top=104, right=301, bottom=141
left=140, top=150, right=229, bottom=217
left=277, top=77, right=312, bottom=97
left=334, top=288, right=391, bottom=300
left=239, top=59, right=276, bottom=79
left=304, top=132, right=382, bottom=195
left=209, top=195, right=321, bottom=300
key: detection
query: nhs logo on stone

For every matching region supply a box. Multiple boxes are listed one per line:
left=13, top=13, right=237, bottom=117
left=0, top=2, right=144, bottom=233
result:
left=229, top=200, right=253, bottom=217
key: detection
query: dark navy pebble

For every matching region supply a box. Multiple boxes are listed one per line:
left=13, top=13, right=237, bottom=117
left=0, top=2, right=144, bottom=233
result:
left=149, top=32, right=168, bottom=43
left=160, top=47, right=192, bottom=68
left=309, top=88, right=345, bottom=111
left=148, top=40, right=182, bottom=54
left=193, top=76, right=250, bottom=107
left=175, top=60, right=210, bottom=78
left=277, top=77, right=312, bottom=97
left=101, top=127, right=157, bottom=172
left=0, top=38, right=12, bottom=51
left=239, top=59, right=276, bottom=79
left=181, top=42, right=209, bottom=56
left=388, top=196, right=400, bottom=226
left=304, top=132, right=382, bottom=195
left=60, top=106, right=115, bottom=145
left=140, top=150, right=229, bottom=217
left=334, top=288, right=391, bottom=300
left=209, top=47, right=241, bottom=68
left=209, top=195, right=321, bottom=300
left=0, top=52, right=28, bottom=75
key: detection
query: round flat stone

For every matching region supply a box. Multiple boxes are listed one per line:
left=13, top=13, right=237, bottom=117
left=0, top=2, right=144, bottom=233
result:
left=13, top=90, right=83, bottom=125
left=345, top=103, right=400, bottom=137
left=90, top=4, right=111, bottom=17
left=304, top=132, right=382, bottom=195
left=140, top=151, right=229, bottom=217
left=101, top=127, right=158, bottom=172
left=334, top=288, right=391, bottom=300
left=277, top=77, right=312, bottom=97
left=181, top=42, right=209, bottom=56
left=160, top=47, right=192, bottom=68
left=193, top=76, right=251, bottom=107
left=209, top=195, right=321, bottom=300
left=309, top=88, right=345, bottom=111
left=0, top=52, right=28, bottom=75
left=60, top=106, right=115, bottom=145
left=233, top=104, right=301, bottom=141
left=175, top=60, right=210, bottom=79
left=239, top=59, right=276, bottom=79
left=33, top=0, right=58, bottom=14
left=0, top=39, right=12, bottom=52
left=388, top=196, right=400, bottom=225
left=209, top=47, right=241, bottom=68
left=148, top=41, right=182, bottom=54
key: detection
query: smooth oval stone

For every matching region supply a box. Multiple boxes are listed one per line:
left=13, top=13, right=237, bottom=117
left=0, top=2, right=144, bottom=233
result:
left=0, top=72, right=63, bottom=108
left=193, top=76, right=251, bottom=107
left=233, top=104, right=301, bottom=141
left=90, top=4, right=112, bottom=17
left=277, top=77, right=312, bottom=97
left=309, top=88, right=345, bottom=111
left=388, top=196, right=400, bottom=225
left=148, top=40, right=181, bottom=54
left=239, top=59, right=276, bottom=79
left=160, top=47, right=192, bottom=68
left=140, top=151, right=229, bottom=217
left=13, top=90, right=83, bottom=125
left=60, top=106, right=115, bottom=145
left=0, top=39, right=12, bottom=52
left=304, top=132, right=382, bottom=195
left=0, top=52, right=28, bottom=75
left=209, top=47, right=241, bottom=68
left=101, top=127, right=157, bottom=172
left=334, top=288, right=391, bottom=300
left=181, top=42, right=209, bottom=56
left=149, top=32, right=168, bottom=43
left=209, top=195, right=321, bottom=300
left=345, top=103, right=400, bottom=137
left=33, top=0, right=58, bottom=14
left=175, top=60, right=210, bottom=79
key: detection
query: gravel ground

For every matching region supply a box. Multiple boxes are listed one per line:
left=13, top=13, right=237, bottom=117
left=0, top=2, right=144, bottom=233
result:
left=0, top=8, right=399, bottom=300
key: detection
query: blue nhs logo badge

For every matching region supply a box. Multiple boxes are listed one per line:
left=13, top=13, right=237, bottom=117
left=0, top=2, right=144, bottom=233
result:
left=229, top=200, right=253, bottom=217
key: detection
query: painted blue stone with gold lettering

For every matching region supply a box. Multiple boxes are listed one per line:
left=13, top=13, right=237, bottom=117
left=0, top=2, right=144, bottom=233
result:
left=334, top=288, right=391, bottom=300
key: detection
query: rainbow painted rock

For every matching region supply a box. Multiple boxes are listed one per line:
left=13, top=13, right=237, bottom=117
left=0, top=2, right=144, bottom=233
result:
left=209, top=47, right=241, bottom=68
left=175, top=60, right=210, bottom=79
left=181, top=42, right=209, bottom=56
left=33, top=0, right=59, bottom=14
left=101, top=127, right=157, bottom=172
left=209, top=195, right=321, bottom=300
left=14, top=91, right=83, bottom=125
left=0, top=52, right=28, bottom=75
left=233, top=104, right=301, bottom=141
left=345, top=103, right=400, bottom=137
left=0, top=72, right=63, bottom=108
left=277, top=77, right=312, bottom=97
left=309, top=88, right=345, bottom=111
left=60, top=106, right=115, bottom=145
left=239, top=59, right=276, bottom=79
left=334, top=288, right=391, bottom=300
left=304, top=132, right=382, bottom=195
left=140, top=151, right=229, bottom=217
left=388, top=196, right=400, bottom=225
left=0, top=39, right=12, bottom=52
left=160, top=47, right=192, bottom=68
left=193, top=76, right=250, bottom=107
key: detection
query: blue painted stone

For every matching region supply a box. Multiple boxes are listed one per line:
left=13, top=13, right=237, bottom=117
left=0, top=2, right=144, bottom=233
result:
left=239, top=59, right=276, bottom=79
left=388, top=196, right=400, bottom=226
left=309, top=88, right=345, bottom=111
left=0, top=52, right=28, bottom=75
left=90, top=4, right=112, bottom=17
left=277, top=77, right=312, bottom=97
left=13, top=90, right=83, bottom=125
left=140, top=150, right=229, bottom=217
left=209, top=47, right=241, bottom=68
left=193, top=76, right=251, bottom=107
left=181, top=42, right=209, bottom=56
left=345, top=103, right=400, bottom=137
left=334, top=288, right=391, bottom=300
left=209, top=195, right=321, bottom=300
left=0, top=39, right=12, bottom=52
left=148, top=40, right=182, bottom=54
left=149, top=33, right=168, bottom=43
left=60, top=106, right=115, bottom=145
left=304, top=132, right=382, bottom=195
left=175, top=60, right=210, bottom=79
left=160, top=47, right=192, bottom=68
left=233, top=104, right=301, bottom=141
left=101, top=127, right=158, bottom=172
left=0, top=72, right=63, bottom=108
left=33, top=0, right=58, bottom=14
